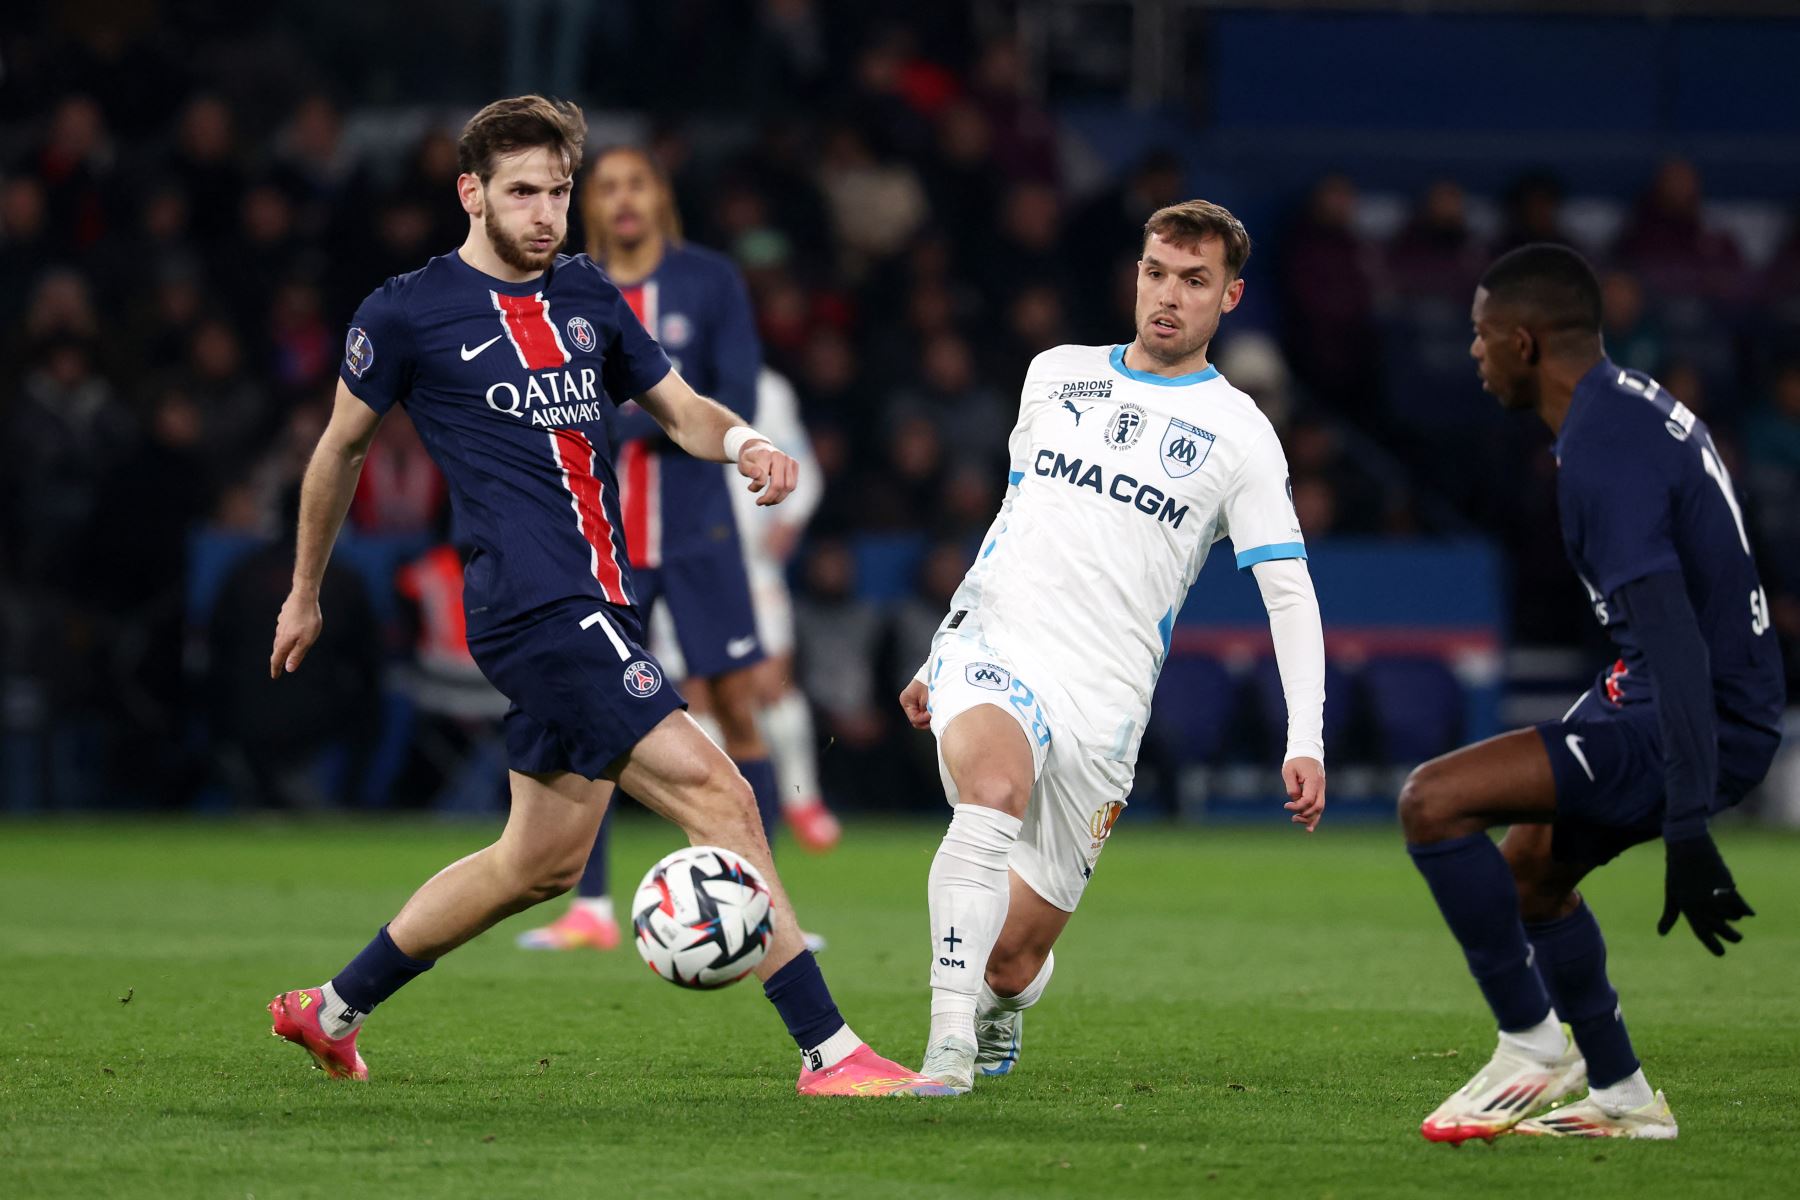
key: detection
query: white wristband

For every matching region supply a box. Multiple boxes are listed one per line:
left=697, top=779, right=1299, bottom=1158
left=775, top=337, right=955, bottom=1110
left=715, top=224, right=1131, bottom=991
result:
left=722, top=425, right=772, bottom=464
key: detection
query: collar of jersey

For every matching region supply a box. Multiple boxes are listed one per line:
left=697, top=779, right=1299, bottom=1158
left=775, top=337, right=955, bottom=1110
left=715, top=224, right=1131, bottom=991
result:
left=1554, top=357, right=1618, bottom=459
left=451, top=249, right=554, bottom=295
left=1110, top=344, right=1220, bottom=387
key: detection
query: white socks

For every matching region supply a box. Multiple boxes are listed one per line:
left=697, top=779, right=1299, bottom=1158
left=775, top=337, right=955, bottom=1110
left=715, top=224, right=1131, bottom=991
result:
left=1591, top=1067, right=1655, bottom=1115
left=803, top=1023, right=864, bottom=1073
left=317, top=981, right=367, bottom=1039
left=574, top=896, right=614, bottom=920
left=927, top=804, right=1022, bottom=1047
left=979, top=949, right=1055, bottom=1015
left=1498, top=1010, right=1568, bottom=1062
left=762, top=690, right=822, bottom=810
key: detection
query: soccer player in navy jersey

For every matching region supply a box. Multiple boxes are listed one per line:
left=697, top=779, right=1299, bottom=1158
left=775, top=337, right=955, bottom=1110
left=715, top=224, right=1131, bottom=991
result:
left=515, top=146, right=836, bottom=955
left=1404, top=244, right=1784, bottom=1141
left=264, top=95, right=949, bottom=1096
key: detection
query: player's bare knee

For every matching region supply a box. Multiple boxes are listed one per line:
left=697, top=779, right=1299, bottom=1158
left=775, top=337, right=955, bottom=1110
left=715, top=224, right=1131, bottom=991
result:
left=962, top=771, right=1030, bottom=819
left=1398, top=764, right=1456, bottom=844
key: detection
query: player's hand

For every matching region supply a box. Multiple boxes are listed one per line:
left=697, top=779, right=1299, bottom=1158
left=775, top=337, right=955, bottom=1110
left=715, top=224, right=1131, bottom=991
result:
left=1658, top=833, right=1754, bottom=956
left=1281, top=756, right=1326, bottom=832
left=898, top=679, right=932, bottom=730
left=270, top=589, right=323, bottom=679
left=739, top=442, right=797, bottom=507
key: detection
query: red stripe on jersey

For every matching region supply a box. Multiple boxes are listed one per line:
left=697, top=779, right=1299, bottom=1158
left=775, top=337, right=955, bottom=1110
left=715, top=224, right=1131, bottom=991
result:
left=618, top=440, right=661, bottom=569
left=492, top=290, right=570, bottom=371
left=617, top=281, right=658, bottom=336
left=548, top=429, right=629, bottom=604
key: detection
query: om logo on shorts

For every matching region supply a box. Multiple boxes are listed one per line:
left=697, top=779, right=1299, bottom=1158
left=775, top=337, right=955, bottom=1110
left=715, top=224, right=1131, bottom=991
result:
left=623, top=659, right=663, bottom=698
left=966, top=663, right=1011, bottom=690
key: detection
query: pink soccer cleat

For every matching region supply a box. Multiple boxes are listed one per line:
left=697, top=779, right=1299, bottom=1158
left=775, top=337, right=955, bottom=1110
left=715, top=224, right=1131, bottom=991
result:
left=268, top=988, right=368, bottom=1081
left=515, top=905, right=621, bottom=951
left=784, top=799, right=842, bottom=854
left=796, top=1044, right=958, bottom=1096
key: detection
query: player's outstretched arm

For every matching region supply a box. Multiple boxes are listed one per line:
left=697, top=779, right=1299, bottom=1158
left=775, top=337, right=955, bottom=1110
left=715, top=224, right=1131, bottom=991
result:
left=270, top=381, right=384, bottom=678
left=633, top=370, right=797, bottom=505
left=1251, top=557, right=1327, bottom=831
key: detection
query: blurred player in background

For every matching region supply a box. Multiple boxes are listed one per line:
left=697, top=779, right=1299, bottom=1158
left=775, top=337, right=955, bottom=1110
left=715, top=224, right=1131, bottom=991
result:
left=516, top=146, right=803, bottom=952
left=656, top=366, right=837, bottom=851
left=267, top=95, right=950, bottom=1096
left=1403, top=244, right=1784, bottom=1142
left=899, top=201, right=1328, bottom=1092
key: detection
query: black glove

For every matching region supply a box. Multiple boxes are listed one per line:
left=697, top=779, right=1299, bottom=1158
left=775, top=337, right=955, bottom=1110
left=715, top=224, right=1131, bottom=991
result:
left=1658, top=833, right=1755, bottom=956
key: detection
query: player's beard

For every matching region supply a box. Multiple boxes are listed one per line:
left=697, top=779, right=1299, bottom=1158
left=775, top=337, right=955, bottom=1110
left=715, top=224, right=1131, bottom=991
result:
left=1136, top=308, right=1218, bottom=370
left=486, top=207, right=563, bottom=274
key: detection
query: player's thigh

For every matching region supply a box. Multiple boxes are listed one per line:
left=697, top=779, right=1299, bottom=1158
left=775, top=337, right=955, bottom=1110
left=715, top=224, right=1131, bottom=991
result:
left=1009, top=742, right=1133, bottom=914
left=1398, top=727, right=1559, bottom=841
left=609, top=708, right=754, bottom=834
left=497, top=769, right=613, bottom=876
left=929, top=645, right=1052, bottom=814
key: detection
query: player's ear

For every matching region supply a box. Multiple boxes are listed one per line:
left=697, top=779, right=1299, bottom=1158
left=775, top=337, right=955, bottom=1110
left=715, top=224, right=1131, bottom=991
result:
left=1521, top=327, right=1540, bottom=367
left=457, top=173, right=484, bottom=218
left=1222, top=276, right=1245, bottom=313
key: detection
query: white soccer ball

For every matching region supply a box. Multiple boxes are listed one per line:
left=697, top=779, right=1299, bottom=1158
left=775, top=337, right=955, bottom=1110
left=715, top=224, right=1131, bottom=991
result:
left=631, top=845, right=773, bottom=989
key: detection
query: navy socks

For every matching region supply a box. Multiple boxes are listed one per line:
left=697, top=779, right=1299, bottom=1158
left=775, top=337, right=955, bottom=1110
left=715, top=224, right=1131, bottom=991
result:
left=762, top=950, right=845, bottom=1053
left=1527, top=900, right=1639, bottom=1087
left=330, top=924, right=435, bottom=1014
left=577, top=809, right=613, bottom=899
left=1408, top=832, right=1552, bottom=1032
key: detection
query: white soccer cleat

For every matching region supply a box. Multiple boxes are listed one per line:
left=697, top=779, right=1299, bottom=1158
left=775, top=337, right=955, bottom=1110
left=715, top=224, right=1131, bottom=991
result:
left=1514, top=1090, right=1678, bottom=1139
left=920, top=1035, right=977, bottom=1095
left=1420, top=1040, right=1587, bottom=1144
left=975, top=1008, right=1022, bottom=1076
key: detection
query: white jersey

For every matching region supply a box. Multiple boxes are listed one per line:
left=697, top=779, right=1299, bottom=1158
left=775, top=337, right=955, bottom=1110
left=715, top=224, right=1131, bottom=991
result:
left=939, top=343, right=1305, bottom=753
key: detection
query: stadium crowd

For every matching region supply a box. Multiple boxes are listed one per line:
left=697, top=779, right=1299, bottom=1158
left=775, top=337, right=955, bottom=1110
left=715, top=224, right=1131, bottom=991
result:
left=4, top=2, right=1800, bottom=811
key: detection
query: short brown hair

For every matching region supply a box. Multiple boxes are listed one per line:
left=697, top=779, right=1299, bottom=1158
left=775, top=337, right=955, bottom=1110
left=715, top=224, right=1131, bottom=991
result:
left=458, top=95, right=586, bottom=183
left=1142, top=200, right=1252, bottom=278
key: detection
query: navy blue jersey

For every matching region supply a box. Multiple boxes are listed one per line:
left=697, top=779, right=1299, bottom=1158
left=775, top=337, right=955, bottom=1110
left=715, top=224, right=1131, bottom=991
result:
left=1554, top=360, right=1784, bottom=734
left=608, top=243, right=761, bottom=567
left=340, top=251, right=672, bottom=625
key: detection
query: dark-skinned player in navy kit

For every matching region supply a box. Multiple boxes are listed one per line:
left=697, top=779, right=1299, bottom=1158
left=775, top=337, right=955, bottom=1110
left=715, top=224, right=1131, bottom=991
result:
left=265, top=95, right=950, bottom=1097
left=1402, top=244, right=1783, bottom=1142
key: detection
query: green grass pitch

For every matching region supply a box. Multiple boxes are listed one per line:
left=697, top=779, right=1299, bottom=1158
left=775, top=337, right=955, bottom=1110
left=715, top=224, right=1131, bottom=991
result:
left=3, top=816, right=1797, bottom=1198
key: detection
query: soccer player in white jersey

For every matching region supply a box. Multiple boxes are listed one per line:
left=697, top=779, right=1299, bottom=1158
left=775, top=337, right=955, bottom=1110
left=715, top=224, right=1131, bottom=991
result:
left=899, top=201, right=1329, bottom=1092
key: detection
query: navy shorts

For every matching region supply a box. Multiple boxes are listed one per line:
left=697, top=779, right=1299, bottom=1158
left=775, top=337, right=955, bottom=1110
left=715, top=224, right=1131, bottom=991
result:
left=466, top=597, right=686, bottom=781
left=634, top=548, right=764, bottom=679
left=1535, top=690, right=1779, bottom=866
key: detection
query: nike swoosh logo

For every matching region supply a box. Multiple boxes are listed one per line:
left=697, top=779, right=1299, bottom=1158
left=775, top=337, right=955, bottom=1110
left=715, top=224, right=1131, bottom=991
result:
left=1564, top=734, right=1595, bottom=782
left=460, top=334, right=503, bottom=361
left=726, top=636, right=758, bottom=659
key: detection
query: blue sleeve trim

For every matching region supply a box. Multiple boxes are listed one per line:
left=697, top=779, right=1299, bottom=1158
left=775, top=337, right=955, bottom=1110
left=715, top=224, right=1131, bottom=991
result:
left=1007, top=469, right=1024, bottom=487
left=1235, top=542, right=1308, bottom=570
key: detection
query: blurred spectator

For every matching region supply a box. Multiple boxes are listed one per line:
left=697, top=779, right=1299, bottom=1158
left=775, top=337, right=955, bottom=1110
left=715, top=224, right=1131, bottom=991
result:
left=1600, top=270, right=1662, bottom=375
left=815, top=123, right=928, bottom=276
left=921, top=100, right=1001, bottom=262
left=1495, top=171, right=1571, bottom=253
left=1278, top=174, right=1380, bottom=426
left=976, top=180, right=1073, bottom=307
left=854, top=416, right=948, bottom=531
left=183, top=317, right=274, bottom=482
left=886, top=331, right=1008, bottom=470
left=1746, top=362, right=1800, bottom=476
left=1068, top=148, right=1184, bottom=296
left=273, top=93, right=352, bottom=236
left=23, top=94, right=113, bottom=252
left=0, top=179, right=54, bottom=325
left=794, top=539, right=884, bottom=747
left=204, top=499, right=381, bottom=811
left=969, top=37, right=1059, bottom=184
left=350, top=412, right=448, bottom=537
left=1613, top=158, right=1745, bottom=300
left=1385, top=179, right=1487, bottom=301
left=167, top=95, right=245, bottom=248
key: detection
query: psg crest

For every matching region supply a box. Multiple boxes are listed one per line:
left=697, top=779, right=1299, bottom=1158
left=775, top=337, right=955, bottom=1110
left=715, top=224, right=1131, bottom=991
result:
left=1159, top=418, right=1215, bottom=478
left=566, top=316, right=597, bottom=352
left=623, top=659, right=663, bottom=698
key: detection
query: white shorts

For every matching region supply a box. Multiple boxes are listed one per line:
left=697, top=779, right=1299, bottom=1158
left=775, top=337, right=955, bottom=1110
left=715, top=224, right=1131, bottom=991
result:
left=926, top=639, right=1135, bottom=913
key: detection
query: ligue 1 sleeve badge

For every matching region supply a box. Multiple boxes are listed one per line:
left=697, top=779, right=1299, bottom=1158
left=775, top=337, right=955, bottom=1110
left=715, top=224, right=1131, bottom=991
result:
left=345, top=327, right=374, bottom=377
left=566, top=316, right=597, bottom=352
